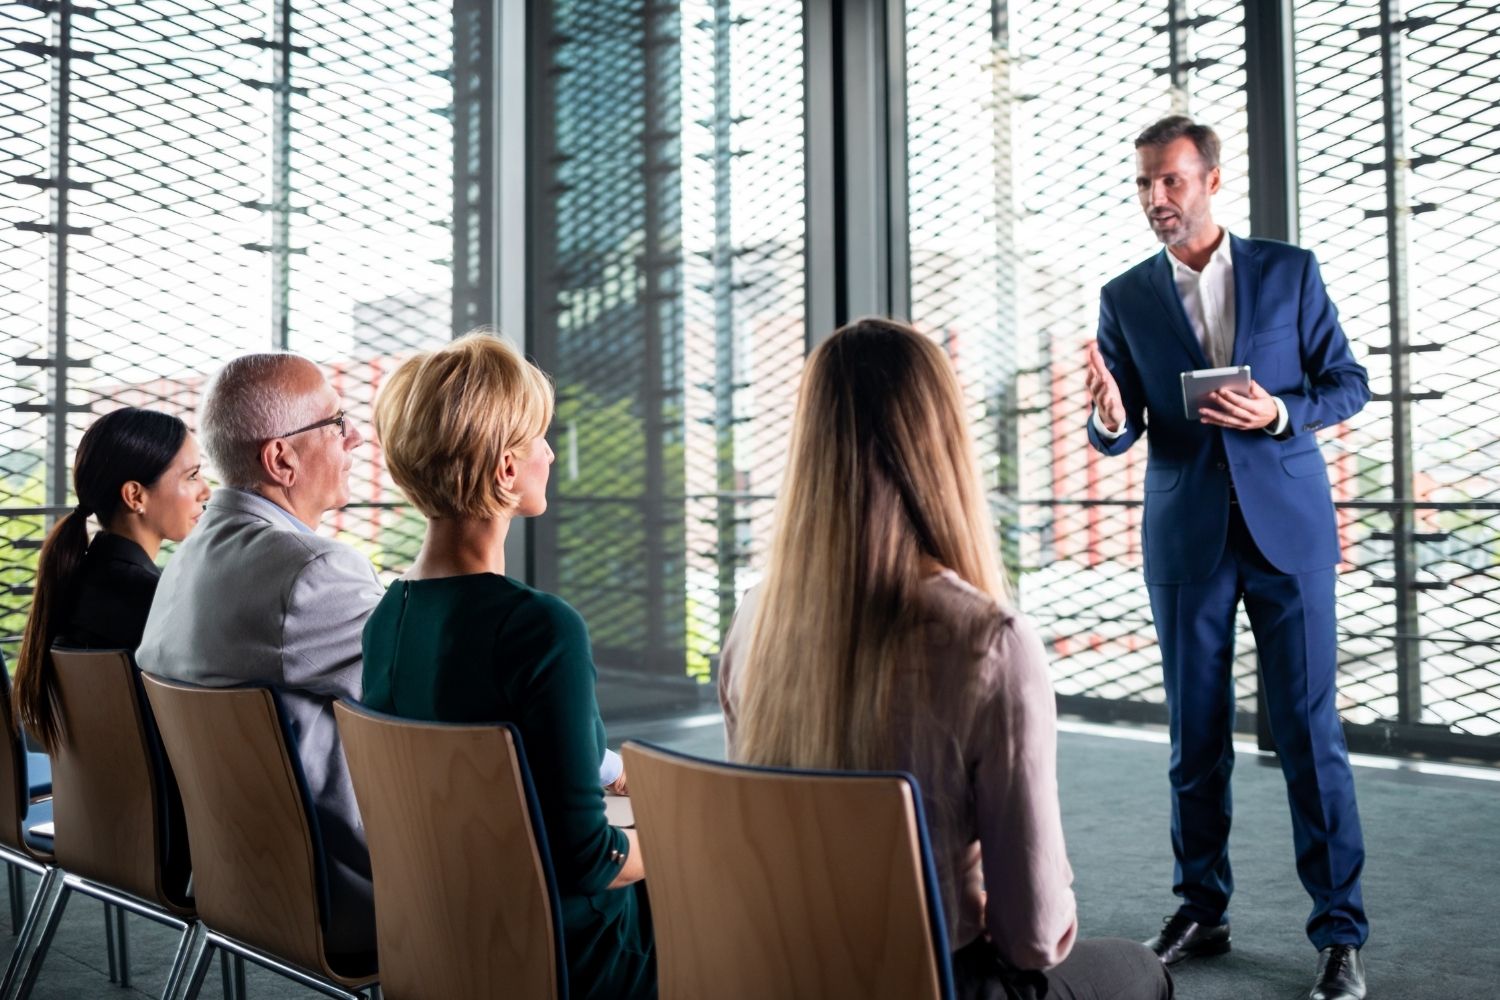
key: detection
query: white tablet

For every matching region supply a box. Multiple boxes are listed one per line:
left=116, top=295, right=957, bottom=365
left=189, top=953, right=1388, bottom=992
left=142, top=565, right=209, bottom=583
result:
left=604, top=793, right=634, bottom=828
left=1181, top=365, right=1251, bottom=420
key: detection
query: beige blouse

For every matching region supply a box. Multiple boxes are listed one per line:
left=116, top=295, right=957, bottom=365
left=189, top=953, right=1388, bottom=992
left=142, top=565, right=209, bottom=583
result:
left=719, top=570, right=1078, bottom=970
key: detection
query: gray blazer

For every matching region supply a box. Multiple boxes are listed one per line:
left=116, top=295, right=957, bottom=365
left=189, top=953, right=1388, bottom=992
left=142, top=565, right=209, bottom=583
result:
left=138, top=487, right=384, bottom=954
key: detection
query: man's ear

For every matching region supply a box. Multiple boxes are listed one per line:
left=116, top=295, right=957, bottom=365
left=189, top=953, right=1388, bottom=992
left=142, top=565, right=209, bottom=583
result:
left=495, top=449, right=518, bottom=494
left=260, top=438, right=299, bottom=488
left=119, top=479, right=147, bottom=514
left=1207, top=165, right=1221, bottom=196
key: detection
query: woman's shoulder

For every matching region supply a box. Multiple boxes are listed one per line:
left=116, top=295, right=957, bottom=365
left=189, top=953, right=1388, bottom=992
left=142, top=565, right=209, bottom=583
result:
left=83, top=533, right=161, bottom=581
left=919, top=570, right=1014, bottom=637
left=919, top=572, right=1048, bottom=688
left=492, top=579, right=590, bottom=644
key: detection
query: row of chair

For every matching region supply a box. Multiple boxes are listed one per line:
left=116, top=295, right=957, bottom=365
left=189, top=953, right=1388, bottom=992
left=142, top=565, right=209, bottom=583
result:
left=341, top=706, right=957, bottom=1000
left=1, top=649, right=956, bottom=1000
left=0, top=652, right=376, bottom=999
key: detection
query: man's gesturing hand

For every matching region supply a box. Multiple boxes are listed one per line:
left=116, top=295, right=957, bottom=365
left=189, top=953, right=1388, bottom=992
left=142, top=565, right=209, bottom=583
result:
left=1198, top=380, right=1279, bottom=431
left=1085, top=340, right=1125, bottom=433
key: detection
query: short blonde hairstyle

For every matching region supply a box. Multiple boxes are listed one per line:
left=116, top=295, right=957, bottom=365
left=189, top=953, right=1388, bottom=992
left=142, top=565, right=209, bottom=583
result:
left=375, top=331, right=554, bottom=519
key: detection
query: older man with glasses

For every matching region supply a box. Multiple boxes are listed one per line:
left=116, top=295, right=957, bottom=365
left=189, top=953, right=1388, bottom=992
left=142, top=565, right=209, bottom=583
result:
left=139, top=352, right=383, bottom=955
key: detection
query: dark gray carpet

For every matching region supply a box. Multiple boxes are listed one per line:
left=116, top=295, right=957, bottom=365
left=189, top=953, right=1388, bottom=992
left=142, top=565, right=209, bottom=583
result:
left=3, top=720, right=1494, bottom=998
left=1053, top=728, right=1500, bottom=1000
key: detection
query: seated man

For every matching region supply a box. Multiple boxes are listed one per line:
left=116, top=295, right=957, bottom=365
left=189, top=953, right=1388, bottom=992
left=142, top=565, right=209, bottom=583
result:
left=138, top=353, right=383, bottom=955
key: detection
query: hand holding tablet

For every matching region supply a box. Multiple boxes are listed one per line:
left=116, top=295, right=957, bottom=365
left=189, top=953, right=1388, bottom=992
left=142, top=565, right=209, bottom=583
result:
left=1184, top=365, right=1281, bottom=431
left=1181, top=365, right=1252, bottom=420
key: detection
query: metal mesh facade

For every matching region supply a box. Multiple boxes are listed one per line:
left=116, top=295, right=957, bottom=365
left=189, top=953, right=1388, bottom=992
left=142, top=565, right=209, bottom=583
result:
left=908, top=0, right=1500, bottom=756
left=5, top=0, right=1495, bottom=756
left=1296, top=0, right=1500, bottom=740
left=530, top=0, right=805, bottom=706
left=906, top=0, right=1255, bottom=717
left=1, top=0, right=453, bottom=655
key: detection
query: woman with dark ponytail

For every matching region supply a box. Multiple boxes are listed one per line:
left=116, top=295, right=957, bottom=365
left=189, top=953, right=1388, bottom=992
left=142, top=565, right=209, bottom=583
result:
left=14, top=407, right=211, bottom=752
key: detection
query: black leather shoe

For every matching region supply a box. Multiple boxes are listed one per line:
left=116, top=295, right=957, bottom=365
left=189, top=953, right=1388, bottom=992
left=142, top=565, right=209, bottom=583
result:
left=1309, top=944, right=1366, bottom=1000
left=1144, top=913, right=1231, bottom=965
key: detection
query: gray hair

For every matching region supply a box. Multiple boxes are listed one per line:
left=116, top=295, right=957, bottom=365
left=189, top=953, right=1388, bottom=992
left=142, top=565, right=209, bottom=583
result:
left=199, top=353, right=324, bottom=488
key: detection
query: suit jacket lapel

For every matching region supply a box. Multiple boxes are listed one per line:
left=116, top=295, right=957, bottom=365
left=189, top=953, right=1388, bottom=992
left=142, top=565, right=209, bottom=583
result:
left=1231, top=234, right=1261, bottom=367
left=1147, top=251, right=1210, bottom=368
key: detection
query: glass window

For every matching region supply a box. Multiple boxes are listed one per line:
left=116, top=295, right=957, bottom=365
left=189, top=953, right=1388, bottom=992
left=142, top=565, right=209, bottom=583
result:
left=0, top=0, right=454, bottom=651
left=529, top=0, right=806, bottom=716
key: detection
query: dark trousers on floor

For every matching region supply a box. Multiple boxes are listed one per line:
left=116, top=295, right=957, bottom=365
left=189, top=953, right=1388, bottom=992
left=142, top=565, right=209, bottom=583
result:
left=1147, top=501, right=1368, bottom=948
left=952, top=937, right=1172, bottom=1000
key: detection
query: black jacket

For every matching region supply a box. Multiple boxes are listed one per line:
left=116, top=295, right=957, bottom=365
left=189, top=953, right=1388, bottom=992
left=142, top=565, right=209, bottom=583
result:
left=59, top=532, right=161, bottom=649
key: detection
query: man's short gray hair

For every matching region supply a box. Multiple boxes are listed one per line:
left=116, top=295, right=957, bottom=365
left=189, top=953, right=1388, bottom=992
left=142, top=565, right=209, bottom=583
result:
left=199, top=353, right=323, bottom=489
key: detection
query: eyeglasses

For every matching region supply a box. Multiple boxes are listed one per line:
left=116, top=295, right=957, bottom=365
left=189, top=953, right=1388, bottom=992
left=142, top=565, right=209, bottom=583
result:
left=274, top=409, right=347, bottom=440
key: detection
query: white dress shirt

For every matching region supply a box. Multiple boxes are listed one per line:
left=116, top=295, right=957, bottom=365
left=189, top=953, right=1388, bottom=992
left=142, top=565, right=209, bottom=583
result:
left=1173, top=227, right=1236, bottom=368
left=1094, top=228, right=1288, bottom=438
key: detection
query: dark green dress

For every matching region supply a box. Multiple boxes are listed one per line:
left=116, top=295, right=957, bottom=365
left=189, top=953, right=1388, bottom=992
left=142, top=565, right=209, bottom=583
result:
left=361, top=574, right=655, bottom=1000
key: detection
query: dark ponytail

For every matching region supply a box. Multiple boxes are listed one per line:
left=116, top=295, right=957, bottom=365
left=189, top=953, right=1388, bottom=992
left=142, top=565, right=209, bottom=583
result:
left=15, top=407, right=188, bottom=752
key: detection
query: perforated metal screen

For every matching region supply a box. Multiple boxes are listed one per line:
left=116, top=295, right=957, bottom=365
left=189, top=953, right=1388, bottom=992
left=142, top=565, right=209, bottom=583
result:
left=530, top=0, right=805, bottom=706
left=907, top=0, right=1500, bottom=756
left=6, top=0, right=1496, bottom=754
left=1, top=0, right=453, bottom=654
left=1296, top=0, right=1500, bottom=740
left=906, top=0, right=1256, bottom=719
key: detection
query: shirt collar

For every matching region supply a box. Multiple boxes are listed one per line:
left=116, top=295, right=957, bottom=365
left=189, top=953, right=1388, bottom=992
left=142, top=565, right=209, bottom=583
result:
left=232, top=488, right=315, bottom=534
left=1166, top=227, right=1233, bottom=276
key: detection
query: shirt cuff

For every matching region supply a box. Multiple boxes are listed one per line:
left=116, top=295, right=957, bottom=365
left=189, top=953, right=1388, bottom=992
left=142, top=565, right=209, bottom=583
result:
left=1265, top=396, right=1289, bottom=436
left=1092, top=408, right=1127, bottom=440
left=600, top=748, right=623, bottom=786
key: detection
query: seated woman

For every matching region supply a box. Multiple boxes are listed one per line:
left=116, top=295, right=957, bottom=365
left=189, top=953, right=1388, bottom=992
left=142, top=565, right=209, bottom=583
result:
left=365, top=332, right=654, bottom=1000
left=719, top=319, right=1172, bottom=1000
left=15, top=407, right=210, bottom=752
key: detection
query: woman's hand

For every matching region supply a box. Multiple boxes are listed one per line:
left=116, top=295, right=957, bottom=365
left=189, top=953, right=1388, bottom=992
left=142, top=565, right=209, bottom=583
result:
left=605, top=768, right=629, bottom=797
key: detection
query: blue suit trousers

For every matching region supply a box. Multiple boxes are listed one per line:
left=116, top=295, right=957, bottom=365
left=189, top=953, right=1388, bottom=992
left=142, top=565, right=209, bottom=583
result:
left=1147, top=501, right=1368, bottom=949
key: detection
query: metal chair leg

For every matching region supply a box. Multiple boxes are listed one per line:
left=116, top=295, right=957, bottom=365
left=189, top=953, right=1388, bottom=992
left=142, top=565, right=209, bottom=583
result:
left=160, top=921, right=204, bottom=1000
left=115, top=903, right=130, bottom=988
left=5, top=865, right=20, bottom=935
left=106, top=903, right=118, bottom=982
left=0, top=868, right=69, bottom=1000
left=219, top=951, right=245, bottom=1000
left=161, top=925, right=211, bottom=1000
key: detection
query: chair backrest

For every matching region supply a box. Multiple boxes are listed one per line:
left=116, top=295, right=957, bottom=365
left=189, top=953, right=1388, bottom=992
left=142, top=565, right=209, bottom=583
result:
left=140, top=674, right=343, bottom=979
left=622, top=741, right=954, bottom=1000
left=0, top=653, right=36, bottom=857
left=49, top=648, right=192, bottom=913
left=334, top=700, right=566, bottom=1000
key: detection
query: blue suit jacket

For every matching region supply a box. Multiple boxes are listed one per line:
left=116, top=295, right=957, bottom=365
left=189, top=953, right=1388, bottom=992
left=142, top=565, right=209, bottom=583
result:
left=1086, top=235, right=1370, bottom=585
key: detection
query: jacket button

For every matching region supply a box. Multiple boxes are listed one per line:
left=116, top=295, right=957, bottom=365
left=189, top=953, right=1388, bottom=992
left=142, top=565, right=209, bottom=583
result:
left=1215, top=461, right=1227, bottom=471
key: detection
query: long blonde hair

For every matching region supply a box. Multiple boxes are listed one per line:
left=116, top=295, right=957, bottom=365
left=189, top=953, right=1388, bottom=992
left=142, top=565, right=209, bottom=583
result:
left=734, top=318, right=1009, bottom=771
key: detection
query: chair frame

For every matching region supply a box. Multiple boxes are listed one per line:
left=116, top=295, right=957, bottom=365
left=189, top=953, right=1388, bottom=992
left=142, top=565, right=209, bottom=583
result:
left=622, top=739, right=957, bottom=1000
left=334, top=700, right=569, bottom=1000
left=140, top=674, right=380, bottom=1000
left=0, top=649, right=205, bottom=1000
left=0, top=655, right=60, bottom=1000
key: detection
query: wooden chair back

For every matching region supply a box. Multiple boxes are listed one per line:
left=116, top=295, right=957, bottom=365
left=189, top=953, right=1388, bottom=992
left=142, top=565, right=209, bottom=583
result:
left=141, top=674, right=354, bottom=982
left=49, top=648, right=192, bottom=913
left=334, top=701, right=565, bottom=1000
left=0, top=660, right=37, bottom=858
left=622, top=741, right=954, bottom=1000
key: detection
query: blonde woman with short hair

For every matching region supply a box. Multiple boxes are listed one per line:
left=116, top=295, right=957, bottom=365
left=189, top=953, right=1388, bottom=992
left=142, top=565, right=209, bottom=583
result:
left=364, top=331, right=654, bottom=1000
left=719, top=319, right=1171, bottom=1000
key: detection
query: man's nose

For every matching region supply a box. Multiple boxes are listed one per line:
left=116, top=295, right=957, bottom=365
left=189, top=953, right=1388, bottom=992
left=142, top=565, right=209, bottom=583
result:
left=345, top=421, right=364, bottom=449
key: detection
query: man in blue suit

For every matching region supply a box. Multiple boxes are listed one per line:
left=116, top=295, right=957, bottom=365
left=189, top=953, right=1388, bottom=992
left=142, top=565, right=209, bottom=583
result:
left=1085, top=116, right=1370, bottom=1000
